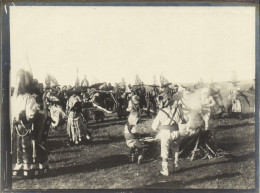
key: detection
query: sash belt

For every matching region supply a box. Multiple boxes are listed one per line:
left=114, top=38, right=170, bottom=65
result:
left=159, top=124, right=179, bottom=131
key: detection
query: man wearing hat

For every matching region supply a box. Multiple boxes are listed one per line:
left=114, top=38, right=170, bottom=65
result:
left=152, top=92, right=181, bottom=176
left=161, top=83, right=173, bottom=97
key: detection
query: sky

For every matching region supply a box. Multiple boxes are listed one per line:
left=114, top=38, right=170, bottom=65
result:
left=10, top=6, right=255, bottom=86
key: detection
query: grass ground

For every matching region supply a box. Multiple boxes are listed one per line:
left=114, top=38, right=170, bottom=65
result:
left=12, top=91, right=256, bottom=190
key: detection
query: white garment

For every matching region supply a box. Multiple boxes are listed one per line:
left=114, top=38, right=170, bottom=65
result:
left=159, top=130, right=180, bottom=158
left=232, top=99, right=242, bottom=113
left=49, top=105, right=66, bottom=127
left=124, top=125, right=141, bottom=148
left=152, top=107, right=181, bottom=131
left=152, top=107, right=181, bottom=159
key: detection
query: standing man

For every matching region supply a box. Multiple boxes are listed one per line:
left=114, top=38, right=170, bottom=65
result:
left=152, top=92, right=181, bottom=176
left=146, top=85, right=159, bottom=116
left=139, top=82, right=147, bottom=110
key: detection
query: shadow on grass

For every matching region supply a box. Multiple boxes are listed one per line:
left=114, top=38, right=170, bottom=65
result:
left=51, top=149, right=83, bottom=155
left=12, top=154, right=129, bottom=182
left=46, top=154, right=129, bottom=178
left=49, top=158, right=71, bottom=164
left=88, top=118, right=127, bottom=129
left=46, top=139, right=69, bottom=151
left=90, top=136, right=125, bottom=146
left=217, top=141, right=243, bottom=151
left=241, top=112, right=255, bottom=119
left=141, top=172, right=241, bottom=189
left=212, top=112, right=255, bottom=120
left=214, top=122, right=254, bottom=131
left=176, top=152, right=255, bottom=174
left=87, top=114, right=152, bottom=129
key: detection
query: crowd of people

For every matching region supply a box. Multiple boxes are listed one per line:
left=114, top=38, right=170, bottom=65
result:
left=11, top=69, right=251, bottom=177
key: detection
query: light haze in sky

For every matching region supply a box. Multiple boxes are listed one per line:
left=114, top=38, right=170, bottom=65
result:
left=10, top=6, right=255, bottom=86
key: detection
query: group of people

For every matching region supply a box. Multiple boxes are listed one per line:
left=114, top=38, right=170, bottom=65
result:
left=11, top=69, right=248, bottom=178
left=123, top=85, right=218, bottom=176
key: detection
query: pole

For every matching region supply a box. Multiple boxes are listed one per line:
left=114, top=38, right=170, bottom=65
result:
left=1, top=1, right=12, bottom=190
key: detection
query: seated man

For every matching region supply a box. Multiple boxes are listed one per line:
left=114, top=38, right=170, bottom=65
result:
left=124, top=95, right=144, bottom=164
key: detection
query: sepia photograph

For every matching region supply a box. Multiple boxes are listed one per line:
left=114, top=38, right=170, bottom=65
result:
left=1, top=2, right=258, bottom=191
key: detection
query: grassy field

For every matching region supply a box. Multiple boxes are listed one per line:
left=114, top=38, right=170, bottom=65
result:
left=12, top=89, right=256, bottom=190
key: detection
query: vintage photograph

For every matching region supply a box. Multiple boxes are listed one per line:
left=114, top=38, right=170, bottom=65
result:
left=4, top=4, right=257, bottom=190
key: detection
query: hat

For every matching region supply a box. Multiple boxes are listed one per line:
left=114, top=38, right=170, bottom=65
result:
left=148, top=84, right=159, bottom=88
left=161, top=83, right=172, bottom=88
left=131, top=95, right=139, bottom=104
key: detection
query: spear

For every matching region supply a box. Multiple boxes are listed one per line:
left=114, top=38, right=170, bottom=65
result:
left=26, top=54, right=33, bottom=74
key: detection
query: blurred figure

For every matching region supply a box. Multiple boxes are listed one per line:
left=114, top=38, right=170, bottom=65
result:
left=114, top=84, right=128, bottom=119
left=146, top=85, right=159, bottom=117
left=12, top=69, right=50, bottom=177
left=48, top=96, right=67, bottom=130
left=107, top=83, right=114, bottom=91
left=62, top=85, right=67, bottom=91
left=209, top=84, right=225, bottom=118
left=66, top=94, right=85, bottom=145
left=200, top=88, right=216, bottom=130
left=228, top=88, right=242, bottom=119
left=139, top=82, right=147, bottom=109
left=81, top=75, right=89, bottom=87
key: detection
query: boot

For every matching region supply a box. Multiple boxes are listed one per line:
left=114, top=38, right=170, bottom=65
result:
left=137, top=148, right=144, bottom=164
left=13, top=163, right=23, bottom=171
left=137, top=155, right=143, bottom=164
left=174, top=162, right=180, bottom=171
left=75, top=140, right=79, bottom=145
left=160, top=161, right=169, bottom=176
left=129, top=148, right=135, bottom=163
left=174, top=152, right=180, bottom=172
